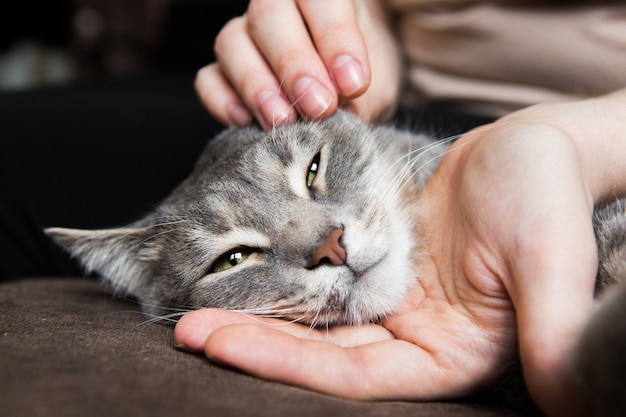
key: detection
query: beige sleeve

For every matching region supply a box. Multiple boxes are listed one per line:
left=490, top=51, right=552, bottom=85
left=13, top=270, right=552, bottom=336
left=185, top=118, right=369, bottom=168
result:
left=385, top=1, right=626, bottom=114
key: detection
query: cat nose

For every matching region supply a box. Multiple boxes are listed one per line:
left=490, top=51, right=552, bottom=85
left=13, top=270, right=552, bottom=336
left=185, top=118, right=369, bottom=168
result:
left=310, top=228, right=346, bottom=267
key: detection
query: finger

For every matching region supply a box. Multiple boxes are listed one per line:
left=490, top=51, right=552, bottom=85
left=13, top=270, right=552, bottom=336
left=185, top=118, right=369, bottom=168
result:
left=321, top=0, right=401, bottom=123
left=297, top=0, right=370, bottom=98
left=214, top=16, right=297, bottom=129
left=174, top=308, right=394, bottom=352
left=246, top=0, right=338, bottom=120
left=195, top=63, right=253, bottom=127
left=204, top=323, right=462, bottom=401
left=175, top=308, right=264, bottom=352
left=339, top=92, right=396, bottom=124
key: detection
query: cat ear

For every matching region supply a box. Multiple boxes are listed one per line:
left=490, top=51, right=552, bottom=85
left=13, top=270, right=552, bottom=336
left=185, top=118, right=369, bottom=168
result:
left=45, top=226, right=161, bottom=297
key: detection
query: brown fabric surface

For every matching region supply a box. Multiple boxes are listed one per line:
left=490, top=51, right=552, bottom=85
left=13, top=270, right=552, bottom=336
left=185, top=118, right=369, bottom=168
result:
left=0, top=278, right=533, bottom=417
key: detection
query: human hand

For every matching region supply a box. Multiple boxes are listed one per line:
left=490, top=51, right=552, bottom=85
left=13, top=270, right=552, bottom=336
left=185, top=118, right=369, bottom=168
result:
left=195, top=0, right=402, bottom=129
left=175, top=91, right=626, bottom=416
left=420, top=120, right=598, bottom=417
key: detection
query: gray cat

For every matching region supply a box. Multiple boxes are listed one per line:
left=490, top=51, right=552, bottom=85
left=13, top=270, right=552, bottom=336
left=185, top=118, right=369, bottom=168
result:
left=46, top=111, right=444, bottom=325
left=46, top=110, right=625, bottom=415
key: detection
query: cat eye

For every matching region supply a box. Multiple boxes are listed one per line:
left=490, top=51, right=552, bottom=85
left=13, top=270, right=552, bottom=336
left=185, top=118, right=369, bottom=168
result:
left=209, top=247, right=254, bottom=273
left=307, top=152, right=321, bottom=188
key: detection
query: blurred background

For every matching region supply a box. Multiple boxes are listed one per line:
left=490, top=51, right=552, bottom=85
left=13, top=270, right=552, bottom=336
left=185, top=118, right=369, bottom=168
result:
left=0, top=0, right=248, bottom=91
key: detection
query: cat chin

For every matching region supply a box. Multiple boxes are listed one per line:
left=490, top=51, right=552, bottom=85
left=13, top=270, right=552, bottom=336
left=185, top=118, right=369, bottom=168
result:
left=320, top=259, right=416, bottom=325
left=354, top=263, right=416, bottom=323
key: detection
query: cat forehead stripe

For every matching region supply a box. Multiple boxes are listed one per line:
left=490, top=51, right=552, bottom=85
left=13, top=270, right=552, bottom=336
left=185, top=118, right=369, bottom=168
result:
left=287, top=162, right=310, bottom=200
left=188, top=227, right=271, bottom=254
left=221, top=228, right=271, bottom=249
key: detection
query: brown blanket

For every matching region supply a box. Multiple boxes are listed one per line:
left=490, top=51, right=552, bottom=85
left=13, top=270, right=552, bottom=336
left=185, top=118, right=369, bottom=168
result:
left=0, top=278, right=535, bottom=417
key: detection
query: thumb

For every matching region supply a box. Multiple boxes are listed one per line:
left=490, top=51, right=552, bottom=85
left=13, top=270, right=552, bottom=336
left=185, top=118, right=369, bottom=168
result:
left=508, top=211, right=597, bottom=417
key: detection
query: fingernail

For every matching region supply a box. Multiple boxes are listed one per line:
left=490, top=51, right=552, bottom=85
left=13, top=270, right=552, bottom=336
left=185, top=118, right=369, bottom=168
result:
left=257, top=90, right=295, bottom=128
left=227, top=102, right=252, bottom=127
left=292, top=77, right=334, bottom=119
left=331, top=54, right=366, bottom=97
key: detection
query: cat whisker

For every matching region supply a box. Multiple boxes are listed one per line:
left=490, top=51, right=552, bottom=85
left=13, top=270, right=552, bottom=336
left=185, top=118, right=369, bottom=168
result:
left=393, top=141, right=455, bottom=197
left=301, top=306, right=325, bottom=338
left=367, top=136, right=448, bottom=211
left=269, top=74, right=292, bottom=131
left=382, top=134, right=459, bottom=198
left=137, top=311, right=190, bottom=327
left=225, top=304, right=303, bottom=318
left=372, top=132, right=481, bottom=228
left=223, top=301, right=340, bottom=329
left=364, top=135, right=457, bottom=226
left=146, top=219, right=189, bottom=228
left=130, top=227, right=179, bottom=252
left=137, top=298, right=195, bottom=313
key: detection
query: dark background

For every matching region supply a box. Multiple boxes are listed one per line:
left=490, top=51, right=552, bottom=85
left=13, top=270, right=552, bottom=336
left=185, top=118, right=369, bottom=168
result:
left=0, top=0, right=249, bottom=89
left=0, top=1, right=251, bottom=278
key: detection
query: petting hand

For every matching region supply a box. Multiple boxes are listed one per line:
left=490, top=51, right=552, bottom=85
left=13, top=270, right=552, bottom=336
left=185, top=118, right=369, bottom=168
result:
left=175, top=91, right=626, bottom=417
left=195, top=0, right=402, bottom=129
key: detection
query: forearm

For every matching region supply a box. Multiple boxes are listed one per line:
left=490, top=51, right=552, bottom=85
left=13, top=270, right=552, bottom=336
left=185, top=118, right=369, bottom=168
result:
left=503, top=88, right=626, bottom=204
left=574, top=88, right=626, bottom=203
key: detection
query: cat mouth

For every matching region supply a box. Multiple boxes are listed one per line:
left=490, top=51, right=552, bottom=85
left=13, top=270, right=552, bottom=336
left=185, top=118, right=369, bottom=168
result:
left=346, top=252, right=387, bottom=281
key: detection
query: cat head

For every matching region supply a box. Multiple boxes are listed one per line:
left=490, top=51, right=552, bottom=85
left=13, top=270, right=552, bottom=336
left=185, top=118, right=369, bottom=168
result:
left=47, top=111, right=440, bottom=325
